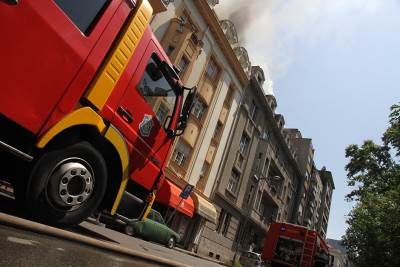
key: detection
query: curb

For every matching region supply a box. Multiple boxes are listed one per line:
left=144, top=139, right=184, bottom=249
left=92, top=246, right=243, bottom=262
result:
left=174, top=247, right=227, bottom=266
left=0, top=212, right=190, bottom=267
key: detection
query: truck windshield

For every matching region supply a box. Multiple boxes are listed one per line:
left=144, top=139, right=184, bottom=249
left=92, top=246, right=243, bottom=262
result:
left=274, top=237, right=303, bottom=265
left=138, top=54, right=179, bottom=131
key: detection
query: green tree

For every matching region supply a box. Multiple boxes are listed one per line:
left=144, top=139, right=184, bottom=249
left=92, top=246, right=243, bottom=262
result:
left=342, top=104, right=400, bottom=267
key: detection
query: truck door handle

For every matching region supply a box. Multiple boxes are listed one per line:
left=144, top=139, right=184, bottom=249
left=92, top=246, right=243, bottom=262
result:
left=7, top=0, right=18, bottom=4
left=117, top=107, right=133, bottom=124
left=149, top=155, right=160, bottom=166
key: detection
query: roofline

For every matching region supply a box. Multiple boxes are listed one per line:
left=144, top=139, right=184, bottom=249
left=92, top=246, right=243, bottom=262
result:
left=250, top=76, right=304, bottom=182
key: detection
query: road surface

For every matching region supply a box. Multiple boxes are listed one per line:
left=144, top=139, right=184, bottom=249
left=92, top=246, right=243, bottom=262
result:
left=0, top=189, right=223, bottom=267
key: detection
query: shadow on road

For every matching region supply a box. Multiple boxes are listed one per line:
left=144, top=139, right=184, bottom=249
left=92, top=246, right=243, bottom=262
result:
left=0, top=191, right=118, bottom=244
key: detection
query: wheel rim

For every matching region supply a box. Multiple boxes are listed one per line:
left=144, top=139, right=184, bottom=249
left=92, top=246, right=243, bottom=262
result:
left=48, top=157, right=94, bottom=208
left=168, top=237, right=174, bottom=248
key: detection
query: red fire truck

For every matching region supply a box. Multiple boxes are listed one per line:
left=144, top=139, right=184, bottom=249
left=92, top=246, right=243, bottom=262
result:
left=261, top=223, right=334, bottom=267
left=0, top=0, right=195, bottom=227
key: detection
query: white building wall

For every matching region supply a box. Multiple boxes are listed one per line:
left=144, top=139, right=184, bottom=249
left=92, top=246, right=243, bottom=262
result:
left=151, top=0, right=246, bottom=198
left=204, top=86, right=242, bottom=196
left=187, top=72, right=231, bottom=186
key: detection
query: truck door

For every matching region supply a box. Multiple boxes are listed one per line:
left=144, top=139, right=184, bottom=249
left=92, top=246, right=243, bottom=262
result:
left=0, top=0, right=123, bottom=134
left=112, top=41, right=179, bottom=190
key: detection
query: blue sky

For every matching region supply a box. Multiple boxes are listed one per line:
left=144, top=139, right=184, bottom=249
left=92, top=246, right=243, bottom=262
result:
left=217, top=0, right=400, bottom=239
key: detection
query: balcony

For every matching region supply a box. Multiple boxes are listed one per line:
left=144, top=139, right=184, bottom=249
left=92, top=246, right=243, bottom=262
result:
left=250, top=191, right=279, bottom=227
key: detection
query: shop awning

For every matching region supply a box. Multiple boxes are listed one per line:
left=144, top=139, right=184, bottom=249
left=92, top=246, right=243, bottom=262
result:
left=192, top=193, right=217, bottom=224
left=155, top=180, right=194, bottom=217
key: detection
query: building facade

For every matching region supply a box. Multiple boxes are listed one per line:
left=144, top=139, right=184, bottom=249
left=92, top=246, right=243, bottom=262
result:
left=196, top=66, right=303, bottom=262
left=149, top=0, right=335, bottom=263
left=318, top=168, right=335, bottom=238
left=150, top=0, right=248, bottom=250
left=284, top=129, right=335, bottom=236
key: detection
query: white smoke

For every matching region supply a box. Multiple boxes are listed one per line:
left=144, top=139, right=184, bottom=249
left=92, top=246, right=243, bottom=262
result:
left=214, top=0, right=387, bottom=89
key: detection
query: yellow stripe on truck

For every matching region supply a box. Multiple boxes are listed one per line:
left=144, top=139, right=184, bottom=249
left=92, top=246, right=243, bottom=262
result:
left=85, top=0, right=153, bottom=110
left=104, top=125, right=130, bottom=215
left=36, top=107, right=107, bottom=148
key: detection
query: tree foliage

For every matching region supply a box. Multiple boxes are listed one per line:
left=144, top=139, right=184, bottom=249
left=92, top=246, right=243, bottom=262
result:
left=342, top=104, right=400, bottom=267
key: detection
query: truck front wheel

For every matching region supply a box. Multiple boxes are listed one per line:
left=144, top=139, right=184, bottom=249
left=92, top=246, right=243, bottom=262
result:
left=25, top=142, right=108, bottom=227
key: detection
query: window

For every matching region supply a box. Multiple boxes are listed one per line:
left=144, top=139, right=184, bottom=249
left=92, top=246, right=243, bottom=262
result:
left=177, top=55, right=190, bottom=77
left=239, top=135, right=250, bottom=154
left=191, top=98, right=207, bottom=120
left=166, top=46, right=175, bottom=56
left=138, top=54, right=178, bottom=131
left=222, top=214, right=231, bottom=236
left=255, top=190, right=262, bottom=210
left=250, top=100, right=258, bottom=120
left=216, top=209, right=226, bottom=232
left=234, top=223, right=242, bottom=242
left=213, top=122, right=223, bottom=140
left=200, top=162, right=209, bottom=179
left=258, top=197, right=265, bottom=214
left=298, top=203, right=303, bottom=217
left=254, top=153, right=262, bottom=171
left=245, top=185, right=255, bottom=205
left=227, top=170, right=240, bottom=194
left=236, top=153, right=244, bottom=169
left=262, top=158, right=269, bottom=176
left=54, top=0, right=108, bottom=34
left=205, top=59, right=218, bottom=80
left=172, top=140, right=191, bottom=167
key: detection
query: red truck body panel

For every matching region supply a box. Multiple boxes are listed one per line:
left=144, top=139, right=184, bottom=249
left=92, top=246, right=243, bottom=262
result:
left=0, top=0, right=129, bottom=134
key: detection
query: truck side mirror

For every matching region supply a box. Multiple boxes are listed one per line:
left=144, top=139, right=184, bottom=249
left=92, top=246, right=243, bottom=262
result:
left=161, top=61, right=179, bottom=81
left=173, top=86, right=197, bottom=136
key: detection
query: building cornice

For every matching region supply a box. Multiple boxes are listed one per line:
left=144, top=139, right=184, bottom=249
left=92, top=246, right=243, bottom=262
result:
left=194, top=0, right=249, bottom=87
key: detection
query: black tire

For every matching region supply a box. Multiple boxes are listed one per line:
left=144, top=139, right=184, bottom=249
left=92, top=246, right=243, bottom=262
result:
left=25, top=142, right=107, bottom=227
left=167, top=236, right=176, bottom=249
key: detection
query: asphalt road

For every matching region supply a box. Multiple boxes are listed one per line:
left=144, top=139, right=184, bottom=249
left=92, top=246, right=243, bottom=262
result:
left=0, top=188, right=223, bottom=267
left=78, top=220, right=222, bottom=267
left=0, top=224, right=167, bottom=267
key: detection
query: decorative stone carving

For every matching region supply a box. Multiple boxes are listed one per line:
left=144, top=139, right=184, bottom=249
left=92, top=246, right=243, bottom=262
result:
left=251, top=66, right=266, bottom=87
left=233, top=46, right=251, bottom=74
left=207, top=0, right=219, bottom=8
left=220, top=19, right=239, bottom=45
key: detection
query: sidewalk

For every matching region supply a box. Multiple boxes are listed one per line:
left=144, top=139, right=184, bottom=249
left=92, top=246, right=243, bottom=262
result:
left=174, top=247, right=227, bottom=266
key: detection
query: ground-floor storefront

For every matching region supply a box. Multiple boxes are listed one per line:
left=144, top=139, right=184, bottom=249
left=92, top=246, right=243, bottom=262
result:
left=196, top=194, right=243, bottom=263
left=153, top=178, right=218, bottom=250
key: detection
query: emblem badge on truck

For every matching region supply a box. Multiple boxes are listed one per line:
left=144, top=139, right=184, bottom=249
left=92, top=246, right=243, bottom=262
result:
left=139, top=114, right=154, bottom=137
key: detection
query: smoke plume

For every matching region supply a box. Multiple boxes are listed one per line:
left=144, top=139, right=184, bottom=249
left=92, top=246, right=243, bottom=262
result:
left=214, top=0, right=386, bottom=90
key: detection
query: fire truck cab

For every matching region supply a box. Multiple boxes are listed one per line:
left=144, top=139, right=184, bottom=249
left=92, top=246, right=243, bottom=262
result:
left=0, top=0, right=195, bottom=226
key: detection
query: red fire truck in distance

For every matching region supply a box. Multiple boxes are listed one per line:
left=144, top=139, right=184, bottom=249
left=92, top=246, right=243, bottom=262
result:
left=261, top=223, right=334, bottom=267
left=0, top=0, right=195, bottom=227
